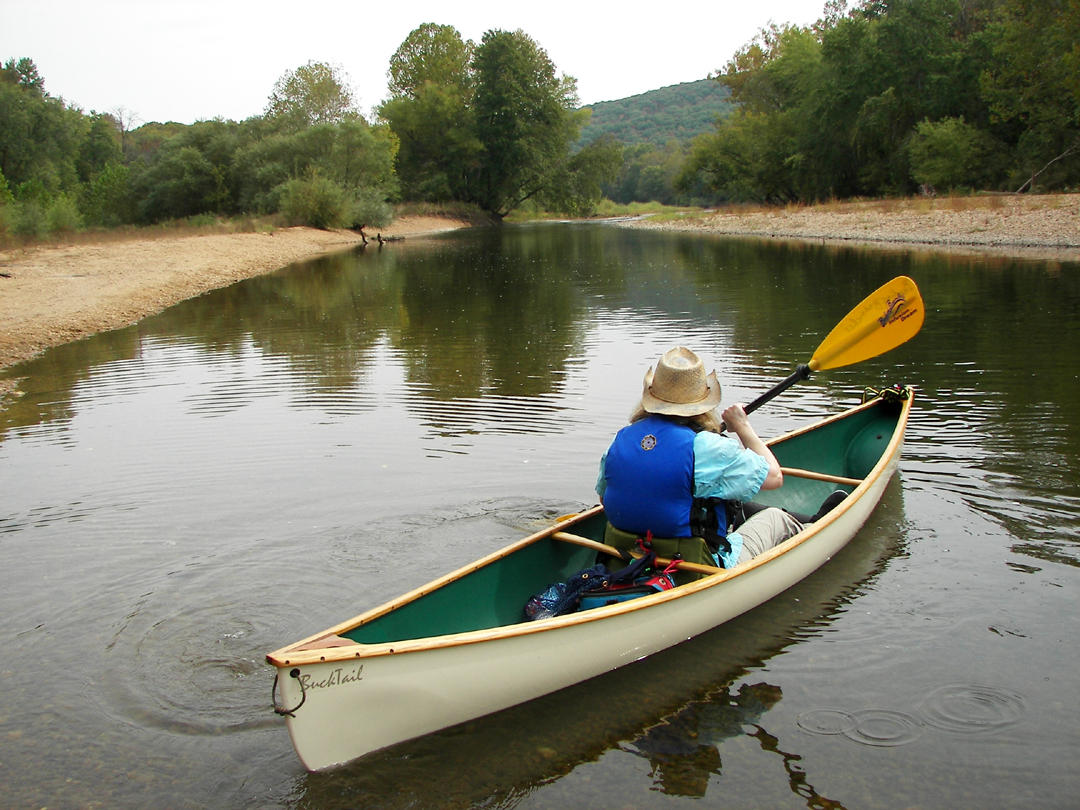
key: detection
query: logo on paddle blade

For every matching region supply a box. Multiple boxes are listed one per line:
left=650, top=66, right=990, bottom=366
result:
left=879, top=293, right=918, bottom=327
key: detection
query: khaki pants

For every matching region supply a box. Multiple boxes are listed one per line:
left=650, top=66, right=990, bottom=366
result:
left=736, top=507, right=804, bottom=565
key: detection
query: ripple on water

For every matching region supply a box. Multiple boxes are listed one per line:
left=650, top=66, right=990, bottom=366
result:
left=97, top=548, right=342, bottom=738
left=797, top=708, right=923, bottom=747
left=796, top=684, right=1027, bottom=748
left=842, top=709, right=924, bottom=747
left=795, top=709, right=857, bottom=735
left=101, top=598, right=284, bottom=736
left=918, top=683, right=1026, bottom=735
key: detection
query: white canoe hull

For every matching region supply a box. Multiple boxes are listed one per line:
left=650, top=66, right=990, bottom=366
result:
left=269, top=392, right=909, bottom=770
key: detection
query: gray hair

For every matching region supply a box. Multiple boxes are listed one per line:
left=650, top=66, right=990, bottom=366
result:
left=629, top=404, right=724, bottom=434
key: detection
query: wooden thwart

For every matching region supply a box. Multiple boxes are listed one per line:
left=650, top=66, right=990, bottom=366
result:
left=551, top=531, right=723, bottom=576
left=780, top=466, right=862, bottom=487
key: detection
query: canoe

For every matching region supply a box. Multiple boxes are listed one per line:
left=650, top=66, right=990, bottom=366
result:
left=267, top=385, right=913, bottom=771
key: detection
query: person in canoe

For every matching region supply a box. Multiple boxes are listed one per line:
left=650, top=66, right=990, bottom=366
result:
left=596, top=346, right=842, bottom=578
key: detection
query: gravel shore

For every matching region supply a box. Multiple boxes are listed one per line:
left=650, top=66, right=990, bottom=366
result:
left=617, top=194, right=1080, bottom=261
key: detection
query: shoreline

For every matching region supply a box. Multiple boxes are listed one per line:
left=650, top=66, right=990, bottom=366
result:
left=2, top=196, right=1077, bottom=377
left=0, top=215, right=470, bottom=373
left=615, top=193, right=1080, bottom=263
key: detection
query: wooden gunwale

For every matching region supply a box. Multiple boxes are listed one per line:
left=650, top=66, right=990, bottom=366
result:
left=267, top=390, right=911, bottom=669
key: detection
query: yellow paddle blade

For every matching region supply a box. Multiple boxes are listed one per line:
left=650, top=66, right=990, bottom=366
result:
left=809, top=276, right=924, bottom=371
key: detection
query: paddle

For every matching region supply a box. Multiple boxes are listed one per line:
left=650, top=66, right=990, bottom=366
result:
left=741, top=275, right=924, bottom=417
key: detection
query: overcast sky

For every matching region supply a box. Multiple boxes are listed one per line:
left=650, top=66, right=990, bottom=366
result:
left=2, top=1, right=826, bottom=125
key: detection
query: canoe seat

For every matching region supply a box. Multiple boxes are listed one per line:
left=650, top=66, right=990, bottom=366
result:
left=603, top=523, right=714, bottom=585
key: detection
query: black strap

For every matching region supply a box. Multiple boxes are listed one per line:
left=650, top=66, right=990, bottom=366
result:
left=690, top=497, right=733, bottom=558
left=600, top=547, right=656, bottom=587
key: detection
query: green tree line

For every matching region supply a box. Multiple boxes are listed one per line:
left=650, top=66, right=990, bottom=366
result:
left=0, top=56, right=399, bottom=237
left=2, top=2, right=1076, bottom=241
left=0, top=26, right=620, bottom=241
left=679, top=0, right=1080, bottom=203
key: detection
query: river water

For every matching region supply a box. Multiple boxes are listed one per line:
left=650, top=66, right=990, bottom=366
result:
left=1, top=223, right=1078, bottom=808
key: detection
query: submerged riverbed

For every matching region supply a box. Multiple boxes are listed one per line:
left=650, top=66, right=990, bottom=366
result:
left=1, top=224, right=1078, bottom=808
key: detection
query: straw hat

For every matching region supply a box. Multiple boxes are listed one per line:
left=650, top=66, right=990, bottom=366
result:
left=640, top=347, right=723, bottom=417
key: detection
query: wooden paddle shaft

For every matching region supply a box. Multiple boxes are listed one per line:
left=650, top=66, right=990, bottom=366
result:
left=551, top=531, right=723, bottom=575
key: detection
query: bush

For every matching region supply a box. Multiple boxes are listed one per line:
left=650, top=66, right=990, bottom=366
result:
left=183, top=213, right=220, bottom=228
left=11, top=200, right=47, bottom=238
left=277, top=173, right=349, bottom=228
left=0, top=203, right=12, bottom=242
left=45, top=194, right=83, bottom=233
left=908, top=117, right=1007, bottom=192
left=348, top=188, right=393, bottom=229
left=82, top=163, right=134, bottom=227
left=0, top=168, right=13, bottom=207
left=0, top=170, right=11, bottom=242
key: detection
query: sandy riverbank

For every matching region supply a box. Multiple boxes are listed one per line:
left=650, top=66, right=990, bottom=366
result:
left=617, top=193, right=1080, bottom=261
left=0, top=215, right=470, bottom=373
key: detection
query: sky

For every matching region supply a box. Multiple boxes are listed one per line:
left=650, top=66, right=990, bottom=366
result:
left=1, top=1, right=826, bottom=126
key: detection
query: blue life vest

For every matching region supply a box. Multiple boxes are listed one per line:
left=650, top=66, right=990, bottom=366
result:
left=602, top=414, right=729, bottom=545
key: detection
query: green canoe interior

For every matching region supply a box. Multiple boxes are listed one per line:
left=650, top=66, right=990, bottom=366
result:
left=342, top=396, right=904, bottom=646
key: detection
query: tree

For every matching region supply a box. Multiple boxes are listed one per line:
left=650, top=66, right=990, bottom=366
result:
left=76, top=113, right=122, bottom=182
left=277, top=171, right=350, bottom=228
left=539, top=135, right=623, bottom=216
left=230, top=113, right=397, bottom=226
left=1, top=57, right=45, bottom=94
left=0, top=58, right=85, bottom=196
left=81, top=161, right=133, bottom=226
left=381, top=25, right=620, bottom=217
left=692, top=24, right=824, bottom=203
left=979, top=0, right=1080, bottom=190
left=680, top=109, right=801, bottom=203
left=380, top=83, right=478, bottom=200
left=607, top=141, right=694, bottom=205
left=470, top=29, right=583, bottom=217
left=266, top=61, right=358, bottom=129
left=111, top=106, right=140, bottom=160
left=684, top=0, right=1053, bottom=203
left=907, top=116, right=1006, bottom=190
left=379, top=24, right=478, bottom=201
left=131, top=120, right=241, bottom=221
left=387, top=23, right=473, bottom=100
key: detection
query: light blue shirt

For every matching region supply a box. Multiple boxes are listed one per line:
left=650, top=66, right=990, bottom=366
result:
left=596, top=430, right=769, bottom=568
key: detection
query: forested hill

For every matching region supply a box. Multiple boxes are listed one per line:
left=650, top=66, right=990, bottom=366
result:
left=578, top=79, right=733, bottom=146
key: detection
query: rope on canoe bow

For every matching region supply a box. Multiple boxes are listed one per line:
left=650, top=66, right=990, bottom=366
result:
left=272, top=667, right=306, bottom=717
left=862, top=383, right=910, bottom=403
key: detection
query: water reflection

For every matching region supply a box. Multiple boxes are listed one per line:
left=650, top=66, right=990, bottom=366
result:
left=6, top=226, right=1079, bottom=565
left=624, top=681, right=783, bottom=798
left=2, top=224, right=1080, bottom=808
left=7, top=227, right=1080, bottom=456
